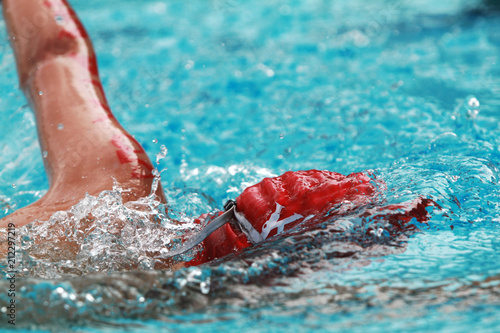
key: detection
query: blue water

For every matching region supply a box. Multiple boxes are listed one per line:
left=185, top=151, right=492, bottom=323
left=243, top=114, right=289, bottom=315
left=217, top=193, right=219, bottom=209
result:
left=1, top=0, right=500, bottom=331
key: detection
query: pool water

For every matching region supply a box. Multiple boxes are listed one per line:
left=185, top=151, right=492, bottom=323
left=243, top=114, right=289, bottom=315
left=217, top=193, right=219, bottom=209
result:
left=1, top=0, right=500, bottom=331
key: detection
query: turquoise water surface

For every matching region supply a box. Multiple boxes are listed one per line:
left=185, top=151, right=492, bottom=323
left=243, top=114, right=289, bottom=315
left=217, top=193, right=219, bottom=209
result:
left=1, top=0, right=500, bottom=331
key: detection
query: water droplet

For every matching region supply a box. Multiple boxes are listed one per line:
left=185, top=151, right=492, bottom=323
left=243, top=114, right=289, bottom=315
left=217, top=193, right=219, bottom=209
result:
left=152, top=139, right=158, bottom=144
left=38, top=91, right=43, bottom=96
left=468, top=97, right=480, bottom=108
left=43, top=151, right=48, bottom=158
left=156, top=145, right=168, bottom=164
left=12, top=184, right=16, bottom=189
left=279, top=134, right=285, bottom=139
left=200, top=281, right=210, bottom=294
left=55, top=15, right=64, bottom=24
left=465, top=96, right=480, bottom=119
left=257, top=63, right=275, bottom=77
left=57, top=123, right=64, bottom=130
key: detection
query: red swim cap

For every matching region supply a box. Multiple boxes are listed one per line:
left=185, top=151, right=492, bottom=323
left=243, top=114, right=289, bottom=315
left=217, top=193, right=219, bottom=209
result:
left=234, top=170, right=378, bottom=242
left=187, top=170, right=382, bottom=265
left=187, top=169, right=433, bottom=265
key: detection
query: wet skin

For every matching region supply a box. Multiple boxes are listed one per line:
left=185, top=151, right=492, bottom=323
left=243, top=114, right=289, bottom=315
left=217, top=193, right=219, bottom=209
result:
left=0, top=0, right=166, bottom=229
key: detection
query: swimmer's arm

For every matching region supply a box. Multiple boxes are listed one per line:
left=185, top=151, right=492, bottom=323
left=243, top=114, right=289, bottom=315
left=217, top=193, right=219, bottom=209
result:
left=1, top=0, right=165, bottom=228
left=2, top=0, right=90, bottom=89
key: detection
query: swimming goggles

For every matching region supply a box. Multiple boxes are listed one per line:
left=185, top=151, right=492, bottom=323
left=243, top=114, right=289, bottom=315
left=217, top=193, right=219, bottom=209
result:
left=160, top=199, right=303, bottom=259
left=159, top=200, right=242, bottom=259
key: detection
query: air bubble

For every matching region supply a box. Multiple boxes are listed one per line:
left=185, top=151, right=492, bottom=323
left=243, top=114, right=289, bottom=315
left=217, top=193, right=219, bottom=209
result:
left=43, top=151, right=48, bottom=158
left=38, top=91, right=43, bottom=96
left=57, top=123, right=64, bottom=130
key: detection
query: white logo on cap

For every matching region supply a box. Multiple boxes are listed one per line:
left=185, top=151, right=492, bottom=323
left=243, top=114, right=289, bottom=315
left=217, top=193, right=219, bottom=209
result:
left=235, top=203, right=314, bottom=244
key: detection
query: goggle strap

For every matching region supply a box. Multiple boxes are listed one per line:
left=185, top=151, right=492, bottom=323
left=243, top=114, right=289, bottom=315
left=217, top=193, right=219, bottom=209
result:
left=159, top=205, right=236, bottom=258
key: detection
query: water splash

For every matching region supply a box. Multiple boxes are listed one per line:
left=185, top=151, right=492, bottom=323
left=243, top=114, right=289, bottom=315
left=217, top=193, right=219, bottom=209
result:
left=8, top=187, right=197, bottom=279
left=2, top=147, right=201, bottom=279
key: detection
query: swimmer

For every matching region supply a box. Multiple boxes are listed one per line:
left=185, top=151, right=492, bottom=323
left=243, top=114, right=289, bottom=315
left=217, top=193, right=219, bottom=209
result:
left=0, top=0, right=433, bottom=267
